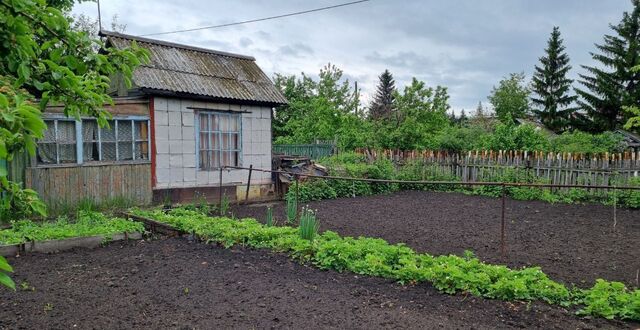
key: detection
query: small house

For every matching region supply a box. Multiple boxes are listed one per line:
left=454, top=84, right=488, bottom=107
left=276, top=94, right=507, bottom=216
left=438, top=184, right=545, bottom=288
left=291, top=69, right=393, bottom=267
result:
left=22, top=31, right=287, bottom=208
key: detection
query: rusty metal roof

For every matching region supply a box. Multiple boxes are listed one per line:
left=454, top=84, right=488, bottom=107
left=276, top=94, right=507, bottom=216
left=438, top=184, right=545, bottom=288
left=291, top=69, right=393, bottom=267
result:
left=102, top=31, right=287, bottom=106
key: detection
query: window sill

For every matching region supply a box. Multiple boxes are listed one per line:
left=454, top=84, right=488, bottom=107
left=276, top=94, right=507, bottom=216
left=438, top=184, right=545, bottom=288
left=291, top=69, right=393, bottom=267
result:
left=32, top=160, right=152, bottom=169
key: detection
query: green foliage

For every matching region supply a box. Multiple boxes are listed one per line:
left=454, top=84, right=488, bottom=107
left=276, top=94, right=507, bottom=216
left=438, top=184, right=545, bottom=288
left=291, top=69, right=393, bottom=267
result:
left=369, top=69, right=396, bottom=121
left=425, top=122, right=625, bottom=154
left=549, top=131, right=625, bottom=154
left=531, top=27, right=577, bottom=133
left=576, top=280, right=640, bottom=320
left=265, top=207, right=274, bottom=227
left=487, top=120, right=550, bottom=151
left=0, top=179, right=46, bottom=222
left=0, top=211, right=144, bottom=245
left=308, top=155, right=640, bottom=208
left=298, top=207, right=319, bottom=241
left=286, top=194, right=297, bottom=224
left=0, top=255, right=14, bottom=290
left=289, top=179, right=337, bottom=203
left=273, top=64, right=368, bottom=150
left=575, top=0, right=640, bottom=132
left=131, top=208, right=640, bottom=321
left=373, top=79, right=451, bottom=150
left=0, top=0, right=149, bottom=221
left=488, top=73, right=530, bottom=123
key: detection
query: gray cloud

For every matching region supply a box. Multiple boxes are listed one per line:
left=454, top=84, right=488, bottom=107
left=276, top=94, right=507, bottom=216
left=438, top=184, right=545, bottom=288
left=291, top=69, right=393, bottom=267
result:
left=73, top=0, right=631, bottom=111
left=239, top=37, right=253, bottom=48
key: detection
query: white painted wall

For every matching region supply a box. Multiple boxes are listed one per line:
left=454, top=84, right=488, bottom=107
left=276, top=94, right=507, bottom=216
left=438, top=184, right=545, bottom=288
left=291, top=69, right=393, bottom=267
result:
left=154, top=96, right=272, bottom=189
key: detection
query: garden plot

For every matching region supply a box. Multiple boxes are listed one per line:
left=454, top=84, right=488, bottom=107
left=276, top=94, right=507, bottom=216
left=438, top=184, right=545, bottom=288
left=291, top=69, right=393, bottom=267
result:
left=233, top=190, right=640, bottom=288
left=0, top=238, right=629, bottom=329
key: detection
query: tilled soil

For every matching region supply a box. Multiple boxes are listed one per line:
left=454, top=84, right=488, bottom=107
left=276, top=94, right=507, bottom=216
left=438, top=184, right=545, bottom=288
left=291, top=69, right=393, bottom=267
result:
left=232, top=190, right=640, bottom=288
left=0, top=238, right=634, bottom=329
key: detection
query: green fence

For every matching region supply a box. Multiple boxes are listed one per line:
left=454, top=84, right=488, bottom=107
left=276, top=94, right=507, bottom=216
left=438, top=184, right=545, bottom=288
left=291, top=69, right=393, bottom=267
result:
left=273, top=144, right=335, bottom=160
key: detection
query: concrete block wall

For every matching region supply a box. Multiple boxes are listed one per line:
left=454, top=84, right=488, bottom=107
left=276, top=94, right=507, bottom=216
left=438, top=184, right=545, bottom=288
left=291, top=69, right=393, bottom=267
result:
left=154, top=96, right=272, bottom=189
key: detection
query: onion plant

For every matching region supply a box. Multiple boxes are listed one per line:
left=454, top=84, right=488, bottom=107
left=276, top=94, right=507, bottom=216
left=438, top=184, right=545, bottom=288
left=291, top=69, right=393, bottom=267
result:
left=298, top=207, right=319, bottom=241
left=266, top=206, right=274, bottom=227
left=286, top=196, right=297, bottom=224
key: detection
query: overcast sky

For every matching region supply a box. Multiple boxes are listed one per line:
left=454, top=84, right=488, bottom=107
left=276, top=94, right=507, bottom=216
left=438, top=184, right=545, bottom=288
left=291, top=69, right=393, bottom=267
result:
left=72, top=0, right=630, bottom=113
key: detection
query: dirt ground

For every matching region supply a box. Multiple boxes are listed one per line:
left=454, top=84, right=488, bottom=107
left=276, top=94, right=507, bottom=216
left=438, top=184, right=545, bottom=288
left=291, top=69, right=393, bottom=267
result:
left=0, top=238, right=634, bottom=329
left=232, top=190, right=640, bottom=288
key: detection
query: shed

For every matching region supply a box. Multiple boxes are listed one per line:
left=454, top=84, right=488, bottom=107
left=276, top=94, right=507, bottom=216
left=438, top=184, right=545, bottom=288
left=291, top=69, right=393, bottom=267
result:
left=24, top=31, right=287, bottom=208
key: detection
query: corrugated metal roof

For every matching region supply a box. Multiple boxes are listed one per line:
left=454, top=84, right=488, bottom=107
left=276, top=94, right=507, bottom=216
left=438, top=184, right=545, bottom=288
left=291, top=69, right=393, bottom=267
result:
left=102, top=31, right=287, bottom=105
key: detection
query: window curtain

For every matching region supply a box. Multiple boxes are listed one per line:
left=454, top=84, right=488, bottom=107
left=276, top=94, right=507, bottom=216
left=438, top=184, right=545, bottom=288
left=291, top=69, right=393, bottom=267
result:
left=57, top=121, right=76, bottom=163
left=37, top=122, right=57, bottom=164
left=82, top=120, right=97, bottom=161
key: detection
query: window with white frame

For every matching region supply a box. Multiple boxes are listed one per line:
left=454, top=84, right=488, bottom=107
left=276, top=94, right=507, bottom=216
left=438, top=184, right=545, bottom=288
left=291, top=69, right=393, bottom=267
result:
left=37, top=117, right=150, bottom=165
left=198, top=111, right=241, bottom=170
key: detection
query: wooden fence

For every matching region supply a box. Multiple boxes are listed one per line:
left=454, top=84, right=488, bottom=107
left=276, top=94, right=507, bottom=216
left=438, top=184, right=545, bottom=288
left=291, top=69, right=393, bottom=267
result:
left=25, top=163, right=152, bottom=207
left=357, top=149, right=640, bottom=187
left=273, top=143, right=336, bottom=160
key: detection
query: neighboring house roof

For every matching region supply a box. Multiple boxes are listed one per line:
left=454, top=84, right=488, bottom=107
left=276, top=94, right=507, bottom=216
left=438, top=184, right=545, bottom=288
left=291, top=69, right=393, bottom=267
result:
left=101, top=30, right=287, bottom=106
left=615, top=129, right=640, bottom=148
left=514, top=118, right=557, bottom=136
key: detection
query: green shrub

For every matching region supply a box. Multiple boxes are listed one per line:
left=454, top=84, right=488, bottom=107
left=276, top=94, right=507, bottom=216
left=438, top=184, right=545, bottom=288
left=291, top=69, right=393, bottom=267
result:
left=0, top=211, right=144, bottom=245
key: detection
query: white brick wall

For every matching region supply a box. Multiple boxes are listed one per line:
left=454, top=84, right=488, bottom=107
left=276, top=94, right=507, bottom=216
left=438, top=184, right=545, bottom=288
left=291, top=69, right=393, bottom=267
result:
left=154, top=96, right=272, bottom=188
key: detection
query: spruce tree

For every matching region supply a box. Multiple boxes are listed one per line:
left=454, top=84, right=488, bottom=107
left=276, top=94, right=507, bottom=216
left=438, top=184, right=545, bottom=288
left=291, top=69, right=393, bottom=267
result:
left=575, top=0, right=640, bottom=131
left=369, top=69, right=396, bottom=121
left=531, top=27, right=577, bottom=132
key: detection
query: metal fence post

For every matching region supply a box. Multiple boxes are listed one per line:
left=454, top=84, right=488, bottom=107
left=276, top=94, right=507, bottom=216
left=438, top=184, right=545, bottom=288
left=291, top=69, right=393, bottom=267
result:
left=244, top=164, right=253, bottom=204
left=219, top=166, right=223, bottom=216
left=294, top=173, right=300, bottom=221
left=501, top=183, right=507, bottom=259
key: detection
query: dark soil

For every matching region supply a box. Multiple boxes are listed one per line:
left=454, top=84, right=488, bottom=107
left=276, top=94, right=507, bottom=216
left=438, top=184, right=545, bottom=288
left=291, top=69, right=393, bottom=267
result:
left=232, top=190, right=640, bottom=288
left=0, top=238, right=634, bottom=329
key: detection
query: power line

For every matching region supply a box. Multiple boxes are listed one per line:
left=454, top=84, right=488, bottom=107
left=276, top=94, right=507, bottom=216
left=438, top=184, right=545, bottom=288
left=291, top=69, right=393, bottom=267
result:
left=138, top=0, right=371, bottom=37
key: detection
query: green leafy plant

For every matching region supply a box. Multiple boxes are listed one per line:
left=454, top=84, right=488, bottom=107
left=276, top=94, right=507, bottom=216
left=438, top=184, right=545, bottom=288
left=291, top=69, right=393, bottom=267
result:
left=0, top=211, right=144, bottom=245
left=0, top=255, right=14, bottom=290
left=298, top=207, right=319, bottom=241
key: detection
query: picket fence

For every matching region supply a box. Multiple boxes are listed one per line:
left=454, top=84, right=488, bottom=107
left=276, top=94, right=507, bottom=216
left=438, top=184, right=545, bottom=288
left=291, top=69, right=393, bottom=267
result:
left=356, top=149, right=640, bottom=187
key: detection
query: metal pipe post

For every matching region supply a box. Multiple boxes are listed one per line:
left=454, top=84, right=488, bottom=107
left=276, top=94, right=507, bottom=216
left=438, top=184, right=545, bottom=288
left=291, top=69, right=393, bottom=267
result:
left=244, top=165, right=253, bottom=204
left=501, top=183, right=506, bottom=259
left=295, top=174, right=300, bottom=221
left=219, top=166, right=223, bottom=215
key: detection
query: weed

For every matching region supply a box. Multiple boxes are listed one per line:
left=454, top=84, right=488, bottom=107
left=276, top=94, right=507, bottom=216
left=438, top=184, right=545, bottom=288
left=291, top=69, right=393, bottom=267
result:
left=219, top=194, right=230, bottom=216
left=183, top=287, right=190, bottom=295
left=44, top=303, right=53, bottom=312
left=19, top=281, right=34, bottom=291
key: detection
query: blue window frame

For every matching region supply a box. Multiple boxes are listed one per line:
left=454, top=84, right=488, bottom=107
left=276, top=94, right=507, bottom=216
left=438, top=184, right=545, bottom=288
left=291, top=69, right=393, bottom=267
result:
left=197, top=111, right=242, bottom=170
left=37, top=116, right=150, bottom=166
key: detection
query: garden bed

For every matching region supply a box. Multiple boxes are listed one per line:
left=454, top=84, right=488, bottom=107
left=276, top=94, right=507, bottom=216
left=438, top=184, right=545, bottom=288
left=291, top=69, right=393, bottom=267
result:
left=232, top=190, right=640, bottom=288
left=0, top=237, right=632, bottom=329
left=0, top=232, right=143, bottom=256
left=0, top=211, right=145, bottom=256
